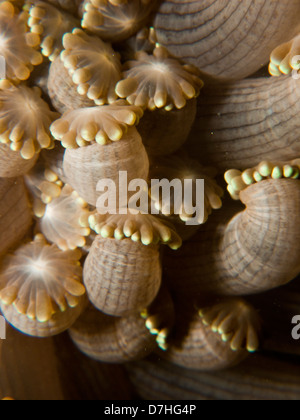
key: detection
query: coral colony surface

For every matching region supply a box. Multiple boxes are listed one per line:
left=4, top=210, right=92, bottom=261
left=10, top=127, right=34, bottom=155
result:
left=0, top=0, right=300, bottom=400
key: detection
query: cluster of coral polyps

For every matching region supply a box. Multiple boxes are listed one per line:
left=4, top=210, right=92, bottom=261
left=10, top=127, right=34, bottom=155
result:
left=0, top=0, right=300, bottom=382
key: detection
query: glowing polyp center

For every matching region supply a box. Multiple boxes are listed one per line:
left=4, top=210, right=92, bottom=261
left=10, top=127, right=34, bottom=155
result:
left=152, top=62, right=169, bottom=74
left=30, top=258, right=49, bottom=275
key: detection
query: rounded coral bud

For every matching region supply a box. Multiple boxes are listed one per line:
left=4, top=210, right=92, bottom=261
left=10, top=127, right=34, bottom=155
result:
left=82, top=0, right=157, bottom=43
left=83, top=236, right=162, bottom=316
left=60, top=28, right=122, bottom=105
left=0, top=235, right=86, bottom=337
left=62, top=127, right=149, bottom=207
left=0, top=1, right=42, bottom=82
left=28, top=1, right=79, bottom=62
left=116, top=46, right=203, bottom=111
left=38, top=185, right=91, bottom=251
left=0, top=82, right=59, bottom=160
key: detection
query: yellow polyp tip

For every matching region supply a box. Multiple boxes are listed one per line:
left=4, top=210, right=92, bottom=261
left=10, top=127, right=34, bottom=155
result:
left=122, top=111, right=136, bottom=126
left=114, top=230, right=124, bottom=240
left=242, top=170, right=255, bottom=185
left=222, top=335, right=229, bottom=343
left=227, top=185, right=240, bottom=200
left=168, top=239, right=182, bottom=250
left=131, top=232, right=140, bottom=242
left=161, top=233, right=171, bottom=244
left=272, top=166, right=283, bottom=179
left=145, top=318, right=154, bottom=329
left=158, top=343, right=168, bottom=351
left=101, top=226, right=115, bottom=238
left=0, top=80, right=12, bottom=90
left=247, top=347, right=257, bottom=354
left=109, top=128, right=123, bottom=142
left=140, top=310, right=148, bottom=319
left=141, top=236, right=153, bottom=246
left=224, top=169, right=242, bottom=185
left=283, top=165, right=294, bottom=178
left=156, top=335, right=167, bottom=344
left=279, top=63, right=292, bottom=75
left=268, top=62, right=281, bottom=77
left=258, top=161, right=273, bottom=177
left=230, top=176, right=247, bottom=192
left=154, top=91, right=167, bottom=109
left=21, top=146, right=36, bottom=160
left=73, top=68, right=91, bottom=85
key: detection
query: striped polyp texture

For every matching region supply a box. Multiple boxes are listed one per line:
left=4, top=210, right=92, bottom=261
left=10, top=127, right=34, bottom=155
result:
left=127, top=353, right=300, bottom=400
left=154, top=0, right=300, bottom=81
left=187, top=76, right=300, bottom=172
left=0, top=177, right=32, bottom=257
left=164, top=180, right=300, bottom=296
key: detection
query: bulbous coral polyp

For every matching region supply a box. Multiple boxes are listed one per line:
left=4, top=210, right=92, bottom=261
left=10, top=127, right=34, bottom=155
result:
left=82, top=0, right=157, bottom=43
left=0, top=236, right=86, bottom=335
left=28, top=0, right=79, bottom=62
left=116, top=46, right=203, bottom=111
left=62, top=127, right=149, bottom=207
left=0, top=82, right=58, bottom=159
left=0, top=1, right=42, bottom=81
left=61, top=28, right=122, bottom=105
left=39, top=185, right=91, bottom=251
left=83, top=236, right=162, bottom=316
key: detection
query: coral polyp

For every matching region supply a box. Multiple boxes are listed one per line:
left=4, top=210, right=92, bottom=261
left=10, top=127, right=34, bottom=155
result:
left=149, top=154, right=223, bottom=224
left=0, top=235, right=86, bottom=336
left=89, top=212, right=182, bottom=249
left=50, top=101, right=144, bottom=148
left=225, top=159, right=300, bottom=200
left=82, top=0, right=157, bottom=43
left=199, top=299, right=261, bottom=353
left=38, top=185, right=91, bottom=251
left=61, top=28, right=122, bottom=104
left=116, top=45, right=203, bottom=110
left=269, top=33, right=300, bottom=76
left=0, top=1, right=42, bottom=81
left=28, top=1, right=79, bottom=62
left=0, top=82, right=58, bottom=159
